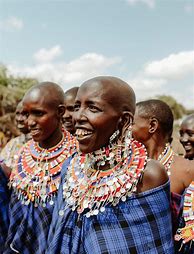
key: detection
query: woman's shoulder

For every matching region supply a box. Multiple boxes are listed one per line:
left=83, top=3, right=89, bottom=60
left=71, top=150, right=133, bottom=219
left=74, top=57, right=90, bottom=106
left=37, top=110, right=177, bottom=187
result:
left=137, top=159, right=169, bottom=193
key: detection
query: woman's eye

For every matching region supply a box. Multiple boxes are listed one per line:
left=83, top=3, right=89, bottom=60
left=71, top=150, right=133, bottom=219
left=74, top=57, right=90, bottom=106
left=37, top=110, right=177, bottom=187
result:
left=74, top=105, right=80, bottom=111
left=23, top=111, right=29, bottom=117
left=34, top=111, right=44, bottom=116
left=89, top=105, right=100, bottom=112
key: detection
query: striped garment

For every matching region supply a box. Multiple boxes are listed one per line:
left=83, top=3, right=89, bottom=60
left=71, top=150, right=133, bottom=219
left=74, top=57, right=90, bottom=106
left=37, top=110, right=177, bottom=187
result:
left=46, top=158, right=174, bottom=254
left=0, top=165, right=10, bottom=253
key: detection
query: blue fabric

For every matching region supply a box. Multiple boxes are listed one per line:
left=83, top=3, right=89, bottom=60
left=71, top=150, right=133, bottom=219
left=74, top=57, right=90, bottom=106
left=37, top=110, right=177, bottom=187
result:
left=46, top=159, right=174, bottom=254
left=3, top=158, right=71, bottom=254
left=0, top=165, right=10, bottom=253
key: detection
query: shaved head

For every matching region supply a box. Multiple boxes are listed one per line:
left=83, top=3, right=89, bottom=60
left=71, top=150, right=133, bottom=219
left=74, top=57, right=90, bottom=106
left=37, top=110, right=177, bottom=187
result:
left=64, top=87, right=79, bottom=98
left=181, top=114, right=194, bottom=126
left=79, top=76, right=136, bottom=115
left=136, top=99, right=174, bottom=139
left=23, top=81, right=65, bottom=108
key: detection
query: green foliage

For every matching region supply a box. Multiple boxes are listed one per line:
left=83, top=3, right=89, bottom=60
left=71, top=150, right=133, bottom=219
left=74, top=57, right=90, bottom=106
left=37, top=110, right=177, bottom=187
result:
left=0, top=65, right=37, bottom=114
left=156, top=95, right=187, bottom=120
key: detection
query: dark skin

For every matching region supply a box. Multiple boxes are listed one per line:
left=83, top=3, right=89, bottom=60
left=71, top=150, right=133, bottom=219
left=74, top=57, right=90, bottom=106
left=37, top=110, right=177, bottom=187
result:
left=180, top=114, right=194, bottom=160
left=62, top=87, right=79, bottom=135
left=0, top=102, right=29, bottom=178
left=133, top=107, right=194, bottom=194
left=15, top=101, right=29, bottom=134
left=74, top=77, right=168, bottom=194
left=22, top=82, right=65, bottom=149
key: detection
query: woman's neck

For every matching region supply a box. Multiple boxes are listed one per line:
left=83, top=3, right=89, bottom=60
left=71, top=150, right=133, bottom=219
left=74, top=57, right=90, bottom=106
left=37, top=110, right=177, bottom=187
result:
left=146, top=139, right=167, bottom=160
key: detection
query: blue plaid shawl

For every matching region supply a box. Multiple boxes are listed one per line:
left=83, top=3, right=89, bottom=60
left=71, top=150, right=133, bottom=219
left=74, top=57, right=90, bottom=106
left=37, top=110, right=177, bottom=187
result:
left=46, top=158, right=174, bottom=254
left=3, top=160, right=69, bottom=254
left=0, top=165, right=10, bottom=253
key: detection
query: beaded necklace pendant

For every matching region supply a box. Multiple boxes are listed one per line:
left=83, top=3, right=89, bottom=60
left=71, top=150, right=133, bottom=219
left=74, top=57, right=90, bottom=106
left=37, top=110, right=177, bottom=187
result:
left=62, top=139, right=147, bottom=217
left=158, top=143, right=174, bottom=175
left=9, top=129, right=78, bottom=207
left=175, top=181, right=194, bottom=249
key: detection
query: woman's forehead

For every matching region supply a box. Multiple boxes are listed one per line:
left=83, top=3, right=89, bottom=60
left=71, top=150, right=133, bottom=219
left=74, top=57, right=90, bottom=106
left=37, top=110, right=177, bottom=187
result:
left=182, top=117, right=194, bottom=129
left=23, top=93, right=49, bottom=109
left=77, top=82, right=112, bottom=101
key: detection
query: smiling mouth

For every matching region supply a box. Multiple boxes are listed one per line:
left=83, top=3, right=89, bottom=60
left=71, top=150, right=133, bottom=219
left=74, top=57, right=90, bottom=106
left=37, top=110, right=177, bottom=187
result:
left=64, top=122, right=73, bottom=127
left=30, top=129, right=40, bottom=136
left=185, top=147, right=193, bottom=152
left=75, top=129, right=93, bottom=139
left=17, top=124, right=25, bottom=128
left=183, top=143, right=193, bottom=151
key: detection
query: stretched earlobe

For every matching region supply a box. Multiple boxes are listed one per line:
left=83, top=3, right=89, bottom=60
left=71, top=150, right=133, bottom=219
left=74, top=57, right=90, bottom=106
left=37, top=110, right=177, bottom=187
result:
left=58, top=104, right=65, bottom=118
left=119, top=111, right=133, bottom=140
left=149, top=117, right=158, bottom=134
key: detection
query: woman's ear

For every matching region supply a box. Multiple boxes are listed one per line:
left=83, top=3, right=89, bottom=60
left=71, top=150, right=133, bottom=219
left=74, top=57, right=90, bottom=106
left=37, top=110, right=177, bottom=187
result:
left=149, top=117, right=158, bottom=134
left=57, top=104, right=65, bottom=118
left=118, top=111, right=133, bottom=135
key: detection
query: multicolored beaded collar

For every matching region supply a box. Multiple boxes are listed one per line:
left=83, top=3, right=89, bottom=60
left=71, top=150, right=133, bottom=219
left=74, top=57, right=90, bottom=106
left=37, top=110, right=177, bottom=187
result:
left=158, top=143, right=174, bottom=175
left=61, top=139, right=147, bottom=217
left=175, top=181, right=194, bottom=250
left=9, top=129, right=78, bottom=207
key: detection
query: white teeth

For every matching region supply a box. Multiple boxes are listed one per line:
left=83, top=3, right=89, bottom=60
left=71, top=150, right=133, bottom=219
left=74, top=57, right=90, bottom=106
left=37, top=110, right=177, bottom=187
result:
left=76, top=129, right=92, bottom=137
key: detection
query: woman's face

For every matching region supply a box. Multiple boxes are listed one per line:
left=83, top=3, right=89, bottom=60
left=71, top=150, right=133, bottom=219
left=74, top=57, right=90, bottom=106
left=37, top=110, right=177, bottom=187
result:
left=180, top=117, right=194, bottom=160
left=73, top=82, right=121, bottom=153
left=15, top=103, right=29, bottom=134
left=132, top=109, right=150, bottom=144
left=62, top=94, right=76, bottom=134
left=22, top=89, right=61, bottom=149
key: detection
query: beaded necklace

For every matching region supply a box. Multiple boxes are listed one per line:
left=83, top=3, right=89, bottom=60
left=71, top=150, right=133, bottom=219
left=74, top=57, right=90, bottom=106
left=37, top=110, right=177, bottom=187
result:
left=157, top=143, right=174, bottom=175
left=10, top=129, right=78, bottom=207
left=61, top=139, right=147, bottom=217
left=175, top=181, right=194, bottom=248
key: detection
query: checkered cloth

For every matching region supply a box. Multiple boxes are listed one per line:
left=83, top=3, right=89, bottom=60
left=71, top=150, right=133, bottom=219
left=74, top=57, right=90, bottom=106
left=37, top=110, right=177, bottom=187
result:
left=46, top=158, right=174, bottom=254
left=3, top=159, right=71, bottom=254
left=3, top=190, right=55, bottom=254
left=0, top=165, right=10, bottom=253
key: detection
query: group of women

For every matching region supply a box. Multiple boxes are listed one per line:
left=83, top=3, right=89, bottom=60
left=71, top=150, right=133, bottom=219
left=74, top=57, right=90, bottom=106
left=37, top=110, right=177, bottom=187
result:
left=0, top=76, right=193, bottom=254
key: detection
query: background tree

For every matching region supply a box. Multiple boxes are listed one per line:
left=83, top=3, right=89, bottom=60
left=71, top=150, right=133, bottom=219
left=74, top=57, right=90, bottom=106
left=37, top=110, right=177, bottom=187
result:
left=0, top=64, right=37, bottom=144
left=156, top=95, right=188, bottom=120
left=0, top=64, right=37, bottom=115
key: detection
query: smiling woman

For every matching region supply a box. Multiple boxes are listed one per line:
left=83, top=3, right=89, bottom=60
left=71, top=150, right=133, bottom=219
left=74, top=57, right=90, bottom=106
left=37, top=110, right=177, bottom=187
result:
left=46, top=76, right=174, bottom=254
left=3, top=82, right=78, bottom=254
left=179, top=114, right=194, bottom=160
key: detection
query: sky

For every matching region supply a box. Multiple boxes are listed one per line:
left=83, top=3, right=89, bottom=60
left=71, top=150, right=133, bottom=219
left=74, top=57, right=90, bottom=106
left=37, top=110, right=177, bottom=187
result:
left=0, top=0, right=194, bottom=109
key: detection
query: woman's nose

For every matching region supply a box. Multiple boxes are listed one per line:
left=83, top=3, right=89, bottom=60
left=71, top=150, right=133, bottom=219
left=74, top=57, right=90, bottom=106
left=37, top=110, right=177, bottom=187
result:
left=180, top=133, right=189, bottom=143
left=73, top=108, right=87, bottom=123
left=27, top=115, right=36, bottom=127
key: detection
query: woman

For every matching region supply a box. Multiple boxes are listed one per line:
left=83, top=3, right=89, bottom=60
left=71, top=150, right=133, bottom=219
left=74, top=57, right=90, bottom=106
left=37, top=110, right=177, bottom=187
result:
left=179, top=114, right=194, bottom=160
left=0, top=101, right=31, bottom=173
left=4, top=82, right=77, bottom=254
left=132, top=100, right=194, bottom=234
left=46, top=76, right=174, bottom=253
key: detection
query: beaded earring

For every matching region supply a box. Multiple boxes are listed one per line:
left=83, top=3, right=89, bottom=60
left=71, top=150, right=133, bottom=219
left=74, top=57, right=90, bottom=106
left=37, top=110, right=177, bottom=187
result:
left=109, top=129, right=120, bottom=144
left=124, top=125, right=132, bottom=150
